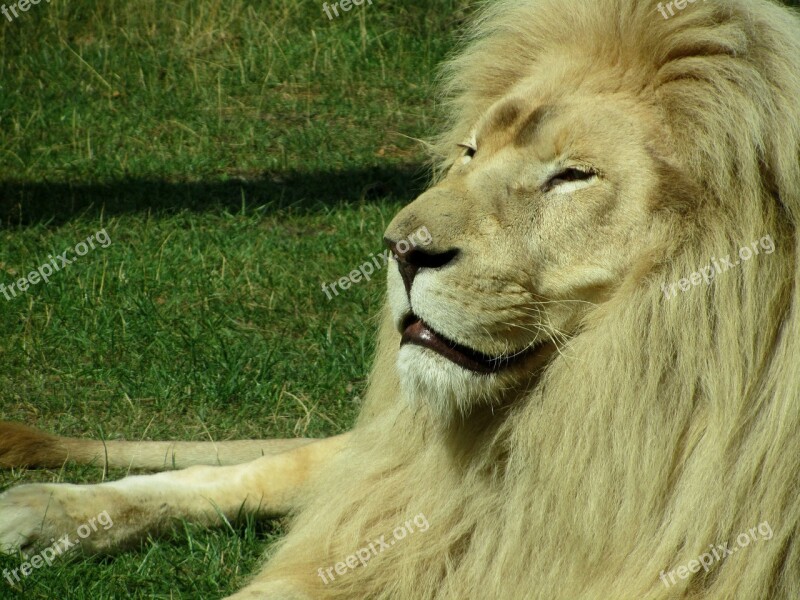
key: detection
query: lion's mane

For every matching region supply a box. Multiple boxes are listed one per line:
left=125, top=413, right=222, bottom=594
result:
left=263, top=1, right=800, bottom=598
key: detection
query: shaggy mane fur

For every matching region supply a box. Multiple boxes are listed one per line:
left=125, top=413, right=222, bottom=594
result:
left=263, top=1, right=800, bottom=598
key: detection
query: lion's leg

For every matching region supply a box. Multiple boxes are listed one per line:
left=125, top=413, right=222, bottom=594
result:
left=0, top=421, right=316, bottom=470
left=0, top=433, right=350, bottom=555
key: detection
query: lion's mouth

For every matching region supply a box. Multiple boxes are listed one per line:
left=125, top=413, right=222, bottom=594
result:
left=400, top=315, right=533, bottom=374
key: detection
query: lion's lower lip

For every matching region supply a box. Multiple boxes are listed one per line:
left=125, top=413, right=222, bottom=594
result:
left=400, top=316, right=528, bottom=374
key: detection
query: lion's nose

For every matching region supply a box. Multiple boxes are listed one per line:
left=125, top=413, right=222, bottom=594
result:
left=384, top=238, right=459, bottom=295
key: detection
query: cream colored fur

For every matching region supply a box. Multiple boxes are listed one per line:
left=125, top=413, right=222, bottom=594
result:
left=2, top=0, right=800, bottom=598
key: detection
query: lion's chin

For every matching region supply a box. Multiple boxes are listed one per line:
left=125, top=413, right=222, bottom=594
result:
left=397, top=344, right=548, bottom=424
left=397, top=345, right=497, bottom=422
left=396, top=324, right=559, bottom=423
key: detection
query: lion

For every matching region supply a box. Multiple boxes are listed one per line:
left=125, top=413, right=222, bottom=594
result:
left=1, top=0, right=799, bottom=597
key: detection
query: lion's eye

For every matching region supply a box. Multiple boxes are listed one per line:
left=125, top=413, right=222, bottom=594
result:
left=544, top=167, right=596, bottom=191
left=457, top=143, right=477, bottom=163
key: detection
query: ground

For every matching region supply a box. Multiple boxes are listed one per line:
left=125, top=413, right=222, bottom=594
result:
left=0, top=1, right=466, bottom=597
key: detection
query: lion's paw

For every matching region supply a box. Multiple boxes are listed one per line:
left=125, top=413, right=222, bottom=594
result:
left=0, top=483, right=103, bottom=555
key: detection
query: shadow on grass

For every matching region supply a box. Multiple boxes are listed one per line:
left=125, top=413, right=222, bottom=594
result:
left=0, top=163, right=428, bottom=228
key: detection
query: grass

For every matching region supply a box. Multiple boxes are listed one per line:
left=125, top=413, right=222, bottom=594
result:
left=0, top=0, right=470, bottom=597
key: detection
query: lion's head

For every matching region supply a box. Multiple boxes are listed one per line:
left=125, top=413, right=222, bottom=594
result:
left=381, top=0, right=800, bottom=433
left=271, top=1, right=800, bottom=598
left=384, top=69, right=690, bottom=420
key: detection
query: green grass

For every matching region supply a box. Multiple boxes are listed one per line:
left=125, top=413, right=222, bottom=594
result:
left=0, top=0, right=469, bottom=597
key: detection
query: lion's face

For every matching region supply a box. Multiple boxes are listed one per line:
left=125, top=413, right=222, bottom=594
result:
left=385, top=82, right=677, bottom=416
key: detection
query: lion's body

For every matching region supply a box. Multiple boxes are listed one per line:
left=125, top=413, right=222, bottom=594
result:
left=2, top=0, right=800, bottom=598
left=257, top=1, right=800, bottom=598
